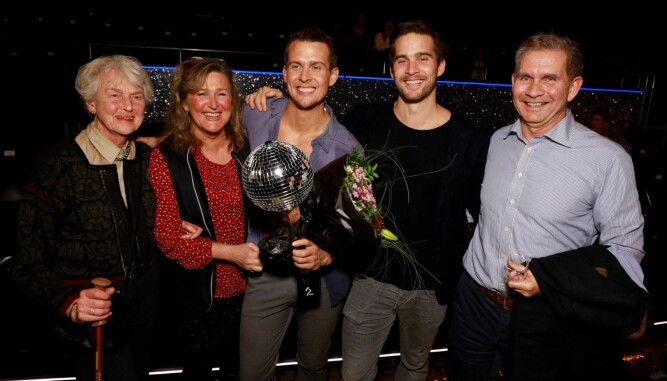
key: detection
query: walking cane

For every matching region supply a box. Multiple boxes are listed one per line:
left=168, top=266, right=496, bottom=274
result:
left=91, top=277, right=112, bottom=381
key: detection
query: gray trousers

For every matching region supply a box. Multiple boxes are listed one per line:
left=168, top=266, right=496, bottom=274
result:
left=341, top=276, right=447, bottom=381
left=239, top=271, right=342, bottom=381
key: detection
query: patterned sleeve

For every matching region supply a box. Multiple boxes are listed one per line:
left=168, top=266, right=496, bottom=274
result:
left=149, top=148, right=213, bottom=269
left=13, top=151, right=77, bottom=314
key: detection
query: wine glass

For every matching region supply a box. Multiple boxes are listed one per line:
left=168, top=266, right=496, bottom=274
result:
left=504, top=251, right=530, bottom=281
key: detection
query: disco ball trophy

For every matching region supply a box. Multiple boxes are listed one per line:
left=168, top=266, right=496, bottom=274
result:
left=242, top=141, right=320, bottom=308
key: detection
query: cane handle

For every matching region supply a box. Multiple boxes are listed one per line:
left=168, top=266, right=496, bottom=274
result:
left=90, top=277, right=112, bottom=327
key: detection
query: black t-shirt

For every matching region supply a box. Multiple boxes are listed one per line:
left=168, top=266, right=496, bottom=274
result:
left=365, top=111, right=452, bottom=290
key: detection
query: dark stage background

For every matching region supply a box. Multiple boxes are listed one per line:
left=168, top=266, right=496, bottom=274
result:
left=1, top=9, right=665, bottom=380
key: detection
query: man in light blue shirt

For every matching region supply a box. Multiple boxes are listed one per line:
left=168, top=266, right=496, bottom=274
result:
left=448, top=33, right=646, bottom=381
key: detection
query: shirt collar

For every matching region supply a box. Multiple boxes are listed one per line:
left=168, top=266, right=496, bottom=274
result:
left=504, top=109, right=576, bottom=148
left=86, top=123, right=133, bottom=163
left=268, top=98, right=337, bottom=154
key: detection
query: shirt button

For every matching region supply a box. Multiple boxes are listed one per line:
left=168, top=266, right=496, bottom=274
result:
left=510, top=199, right=516, bottom=204
left=503, top=226, right=510, bottom=232
left=518, top=172, right=523, bottom=177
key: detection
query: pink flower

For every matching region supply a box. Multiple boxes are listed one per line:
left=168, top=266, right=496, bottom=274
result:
left=343, top=148, right=390, bottom=239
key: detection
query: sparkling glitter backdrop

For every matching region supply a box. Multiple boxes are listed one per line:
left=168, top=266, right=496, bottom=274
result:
left=145, top=68, right=643, bottom=131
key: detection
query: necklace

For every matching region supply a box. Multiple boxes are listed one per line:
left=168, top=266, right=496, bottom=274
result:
left=115, top=142, right=131, bottom=161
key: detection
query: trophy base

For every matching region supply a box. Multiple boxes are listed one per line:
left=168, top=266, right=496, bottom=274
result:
left=258, top=225, right=294, bottom=266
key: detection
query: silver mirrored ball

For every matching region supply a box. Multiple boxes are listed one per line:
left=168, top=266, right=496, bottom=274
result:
left=242, top=141, right=314, bottom=212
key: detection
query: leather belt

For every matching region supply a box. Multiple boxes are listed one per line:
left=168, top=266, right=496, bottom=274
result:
left=479, top=286, right=513, bottom=310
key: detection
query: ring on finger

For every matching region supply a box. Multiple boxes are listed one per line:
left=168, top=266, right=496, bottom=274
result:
left=91, top=307, right=96, bottom=316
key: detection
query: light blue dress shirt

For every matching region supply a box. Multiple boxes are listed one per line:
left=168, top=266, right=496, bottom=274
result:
left=463, top=110, right=645, bottom=293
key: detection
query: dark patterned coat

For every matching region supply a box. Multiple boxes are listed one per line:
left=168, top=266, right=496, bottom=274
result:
left=13, top=140, right=157, bottom=317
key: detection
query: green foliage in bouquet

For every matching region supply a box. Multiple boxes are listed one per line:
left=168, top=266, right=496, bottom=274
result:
left=342, top=147, right=398, bottom=242
left=342, top=146, right=440, bottom=289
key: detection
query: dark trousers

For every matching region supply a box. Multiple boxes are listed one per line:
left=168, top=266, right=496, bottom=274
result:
left=447, top=272, right=511, bottom=381
left=508, top=295, right=626, bottom=381
left=180, top=293, right=244, bottom=381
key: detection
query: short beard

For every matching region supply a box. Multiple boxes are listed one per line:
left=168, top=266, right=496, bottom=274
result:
left=397, top=80, right=436, bottom=104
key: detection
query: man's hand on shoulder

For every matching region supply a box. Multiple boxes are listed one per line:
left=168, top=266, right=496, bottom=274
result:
left=245, top=86, right=283, bottom=112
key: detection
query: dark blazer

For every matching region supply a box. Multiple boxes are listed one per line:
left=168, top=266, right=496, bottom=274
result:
left=343, top=100, right=492, bottom=304
left=528, top=244, right=652, bottom=339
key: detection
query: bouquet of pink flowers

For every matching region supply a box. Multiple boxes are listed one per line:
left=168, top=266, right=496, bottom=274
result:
left=259, top=145, right=415, bottom=275
left=340, top=147, right=426, bottom=286
left=342, top=147, right=398, bottom=244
